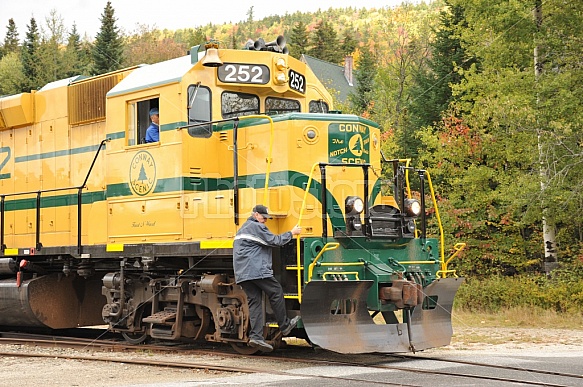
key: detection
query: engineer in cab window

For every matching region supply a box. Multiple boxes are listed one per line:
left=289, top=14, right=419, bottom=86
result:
left=145, top=108, right=159, bottom=143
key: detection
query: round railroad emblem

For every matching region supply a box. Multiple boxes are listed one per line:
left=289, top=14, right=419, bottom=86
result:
left=129, top=151, right=156, bottom=196
left=348, top=134, right=364, bottom=157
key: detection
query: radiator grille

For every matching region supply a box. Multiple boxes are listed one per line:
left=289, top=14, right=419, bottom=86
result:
left=68, top=74, right=121, bottom=126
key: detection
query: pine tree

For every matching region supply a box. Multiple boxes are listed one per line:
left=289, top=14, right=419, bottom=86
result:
left=20, top=17, right=41, bottom=91
left=288, top=21, right=309, bottom=59
left=340, top=27, right=357, bottom=57
left=308, top=19, right=342, bottom=64
left=2, top=19, right=20, bottom=59
left=182, top=27, right=206, bottom=51
left=246, top=6, right=254, bottom=23
left=138, top=164, right=147, bottom=181
left=408, top=2, right=475, bottom=130
left=63, top=24, right=90, bottom=77
left=92, top=1, right=124, bottom=75
left=348, top=47, right=376, bottom=115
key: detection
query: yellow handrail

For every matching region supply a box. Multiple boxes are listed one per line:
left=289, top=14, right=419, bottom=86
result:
left=307, top=242, right=341, bottom=282
left=398, top=162, right=464, bottom=278
left=424, top=171, right=445, bottom=275
left=441, top=242, right=466, bottom=276
left=295, top=163, right=320, bottom=303
left=319, top=262, right=364, bottom=267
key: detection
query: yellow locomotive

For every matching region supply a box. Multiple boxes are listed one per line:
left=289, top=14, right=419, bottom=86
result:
left=0, top=37, right=464, bottom=354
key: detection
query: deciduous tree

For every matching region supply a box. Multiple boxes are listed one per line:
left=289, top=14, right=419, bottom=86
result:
left=0, top=52, right=25, bottom=95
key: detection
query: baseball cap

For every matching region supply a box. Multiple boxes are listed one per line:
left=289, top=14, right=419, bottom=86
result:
left=149, top=108, right=159, bottom=116
left=253, top=204, right=272, bottom=219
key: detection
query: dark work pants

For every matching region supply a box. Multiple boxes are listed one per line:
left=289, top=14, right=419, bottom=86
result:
left=240, top=277, right=288, bottom=341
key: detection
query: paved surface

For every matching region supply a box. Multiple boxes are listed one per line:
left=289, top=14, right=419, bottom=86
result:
left=123, top=350, right=583, bottom=386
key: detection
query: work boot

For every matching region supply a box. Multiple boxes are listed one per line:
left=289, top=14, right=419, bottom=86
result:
left=248, top=338, right=273, bottom=352
left=280, top=316, right=301, bottom=336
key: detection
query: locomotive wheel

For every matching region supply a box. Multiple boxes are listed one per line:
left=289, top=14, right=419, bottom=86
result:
left=122, top=331, right=149, bottom=345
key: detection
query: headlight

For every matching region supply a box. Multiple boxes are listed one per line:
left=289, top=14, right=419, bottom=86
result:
left=404, top=199, right=421, bottom=217
left=345, top=196, right=364, bottom=215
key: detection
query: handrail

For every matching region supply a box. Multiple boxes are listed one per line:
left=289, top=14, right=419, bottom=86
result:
left=380, top=155, right=463, bottom=278
left=295, top=162, right=371, bottom=301
left=295, top=162, right=320, bottom=303
left=307, top=242, right=340, bottom=282
left=0, top=139, right=108, bottom=255
left=440, top=242, right=466, bottom=277
left=424, top=170, right=444, bottom=271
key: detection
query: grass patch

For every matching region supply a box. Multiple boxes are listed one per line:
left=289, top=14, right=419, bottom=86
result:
left=452, top=306, right=583, bottom=330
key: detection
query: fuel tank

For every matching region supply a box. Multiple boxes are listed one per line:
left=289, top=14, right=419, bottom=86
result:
left=0, top=273, right=105, bottom=329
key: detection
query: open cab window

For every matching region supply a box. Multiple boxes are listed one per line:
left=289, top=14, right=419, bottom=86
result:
left=127, top=97, right=159, bottom=145
left=187, top=84, right=212, bottom=138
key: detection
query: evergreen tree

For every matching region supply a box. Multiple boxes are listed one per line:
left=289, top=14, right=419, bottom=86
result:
left=63, top=24, right=90, bottom=77
left=340, top=27, right=357, bottom=57
left=20, top=17, right=41, bottom=91
left=193, top=28, right=207, bottom=47
left=92, top=1, right=124, bottom=74
left=348, top=47, right=376, bottom=115
left=308, top=19, right=342, bottom=64
left=2, top=19, right=19, bottom=59
left=408, top=2, right=475, bottom=130
left=288, top=21, right=309, bottom=59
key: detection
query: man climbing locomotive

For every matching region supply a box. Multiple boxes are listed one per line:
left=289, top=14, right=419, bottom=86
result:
left=234, top=205, right=301, bottom=352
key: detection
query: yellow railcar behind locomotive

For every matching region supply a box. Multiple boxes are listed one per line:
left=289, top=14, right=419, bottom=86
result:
left=0, top=37, right=464, bottom=354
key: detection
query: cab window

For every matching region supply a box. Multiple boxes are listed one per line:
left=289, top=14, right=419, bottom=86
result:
left=187, top=84, right=212, bottom=138
left=221, top=92, right=259, bottom=119
left=265, top=97, right=301, bottom=115
left=309, top=100, right=329, bottom=113
left=127, top=97, right=159, bottom=146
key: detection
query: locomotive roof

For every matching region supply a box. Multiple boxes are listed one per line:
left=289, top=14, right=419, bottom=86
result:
left=40, top=75, right=87, bottom=91
left=107, top=55, right=193, bottom=97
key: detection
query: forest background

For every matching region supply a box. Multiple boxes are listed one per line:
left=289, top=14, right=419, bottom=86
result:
left=1, top=0, right=583, bottom=316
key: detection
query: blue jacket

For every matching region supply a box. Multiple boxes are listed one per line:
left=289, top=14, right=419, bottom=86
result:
left=145, top=122, right=159, bottom=143
left=233, top=216, right=292, bottom=283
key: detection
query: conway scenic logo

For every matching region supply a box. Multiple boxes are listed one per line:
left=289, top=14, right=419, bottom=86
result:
left=328, top=123, right=370, bottom=164
left=129, top=151, right=156, bottom=196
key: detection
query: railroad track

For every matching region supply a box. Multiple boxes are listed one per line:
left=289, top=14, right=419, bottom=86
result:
left=1, top=330, right=581, bottom=386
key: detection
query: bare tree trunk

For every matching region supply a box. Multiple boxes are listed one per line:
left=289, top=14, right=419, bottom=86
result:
left=534, top=0, right=558, bottom=275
